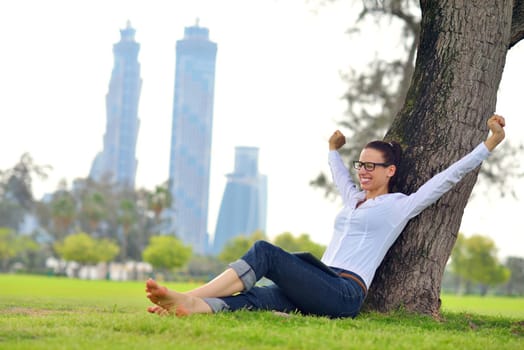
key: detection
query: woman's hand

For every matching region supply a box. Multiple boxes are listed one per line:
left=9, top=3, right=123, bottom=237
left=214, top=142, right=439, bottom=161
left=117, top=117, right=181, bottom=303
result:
left=329, top=130, right=346, bottom=150
left=484, top=114, right=506, bottom=152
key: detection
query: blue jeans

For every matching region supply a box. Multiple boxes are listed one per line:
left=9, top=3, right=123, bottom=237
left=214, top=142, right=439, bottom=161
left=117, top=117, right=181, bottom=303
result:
left=204, top=240, right=366, bottom=318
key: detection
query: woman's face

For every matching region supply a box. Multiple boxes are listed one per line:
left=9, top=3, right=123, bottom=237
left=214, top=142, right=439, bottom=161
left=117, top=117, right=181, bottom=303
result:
left=357, top=148, right=396, bottom=193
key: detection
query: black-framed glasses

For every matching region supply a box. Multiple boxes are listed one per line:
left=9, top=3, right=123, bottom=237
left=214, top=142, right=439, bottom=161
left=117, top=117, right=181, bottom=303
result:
left=352, top=161, right=391, bottom=171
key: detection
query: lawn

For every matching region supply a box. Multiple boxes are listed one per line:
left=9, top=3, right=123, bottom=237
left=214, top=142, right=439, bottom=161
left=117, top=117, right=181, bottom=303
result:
left=0, top=274, right=522, bottom=350
left=441, top=294, right=524, bottom=319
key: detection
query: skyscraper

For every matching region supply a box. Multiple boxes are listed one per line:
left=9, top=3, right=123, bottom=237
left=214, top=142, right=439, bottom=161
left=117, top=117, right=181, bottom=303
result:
left=90, top=21, right=142, bottom=189
left=168, top=21, right=217, bottom=254
left=212, top=147, right=268, bottom=255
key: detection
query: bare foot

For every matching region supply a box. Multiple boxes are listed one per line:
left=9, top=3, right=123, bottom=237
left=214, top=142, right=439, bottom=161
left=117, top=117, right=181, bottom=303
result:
left=145, top=278, right=212, bottom=317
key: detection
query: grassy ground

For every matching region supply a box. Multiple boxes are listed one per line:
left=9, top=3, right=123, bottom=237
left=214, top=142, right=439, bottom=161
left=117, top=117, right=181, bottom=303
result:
left=441, top=294, right=524, bottom=319
left=0, top=274, right=522, bottom=350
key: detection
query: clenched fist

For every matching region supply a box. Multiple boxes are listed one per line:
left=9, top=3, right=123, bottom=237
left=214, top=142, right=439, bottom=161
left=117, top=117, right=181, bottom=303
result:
left=329, top=130, right=346, bottom=151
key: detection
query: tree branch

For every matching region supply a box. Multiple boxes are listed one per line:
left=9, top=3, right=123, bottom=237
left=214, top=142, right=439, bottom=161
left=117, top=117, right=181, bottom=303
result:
left=511, top=0, right=524, bottom=47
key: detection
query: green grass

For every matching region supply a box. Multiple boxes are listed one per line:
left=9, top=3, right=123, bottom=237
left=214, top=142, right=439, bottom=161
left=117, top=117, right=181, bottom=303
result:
left=441, top=294, right=524, bottom=319
left=0, top=274, right=522, bottom=350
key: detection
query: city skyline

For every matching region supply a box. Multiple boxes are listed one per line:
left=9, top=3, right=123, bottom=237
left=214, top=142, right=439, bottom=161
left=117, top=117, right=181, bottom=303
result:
left=1, top=0, right=522, bottom=259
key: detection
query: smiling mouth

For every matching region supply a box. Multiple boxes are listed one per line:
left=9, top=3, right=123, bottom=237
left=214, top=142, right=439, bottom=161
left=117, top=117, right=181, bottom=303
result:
left=359, top=177, right=371, bottom=185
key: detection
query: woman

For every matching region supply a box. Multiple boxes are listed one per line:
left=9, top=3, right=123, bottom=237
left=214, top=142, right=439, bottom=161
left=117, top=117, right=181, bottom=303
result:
left=145, top=114, right=506, bottom=318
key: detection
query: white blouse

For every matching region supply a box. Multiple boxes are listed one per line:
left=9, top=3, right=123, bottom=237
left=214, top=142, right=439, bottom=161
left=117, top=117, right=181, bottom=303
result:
left=321, top=142, right=491, bottom=288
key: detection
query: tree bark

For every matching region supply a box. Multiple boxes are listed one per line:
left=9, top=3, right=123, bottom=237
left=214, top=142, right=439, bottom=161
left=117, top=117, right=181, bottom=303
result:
left=364, top=0, right=518, bottom=317
left=511, top=0, right=524, bottom=47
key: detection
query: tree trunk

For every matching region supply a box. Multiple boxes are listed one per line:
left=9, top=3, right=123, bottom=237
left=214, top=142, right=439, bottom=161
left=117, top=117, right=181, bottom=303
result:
left=364, top=0, right=516, bottom=317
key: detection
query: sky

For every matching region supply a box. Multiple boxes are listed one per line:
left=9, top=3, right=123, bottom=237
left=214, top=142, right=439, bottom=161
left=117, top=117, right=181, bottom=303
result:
left=0, top=0, right=522, bottom=259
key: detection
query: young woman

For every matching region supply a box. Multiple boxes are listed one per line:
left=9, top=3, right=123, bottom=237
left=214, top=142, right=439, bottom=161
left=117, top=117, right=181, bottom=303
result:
left=145, top=114, right=506, bottom=318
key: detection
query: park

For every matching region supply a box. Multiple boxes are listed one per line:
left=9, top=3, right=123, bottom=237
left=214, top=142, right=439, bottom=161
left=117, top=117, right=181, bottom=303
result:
left=1, top=0, right=524, bottom=348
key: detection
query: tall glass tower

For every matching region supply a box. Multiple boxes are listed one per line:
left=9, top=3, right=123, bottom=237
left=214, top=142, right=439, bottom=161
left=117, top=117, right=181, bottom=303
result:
left=168, top=21, right=217, bottom=254
left=90, top=21, right=142, bottom=188
left=212, top=147, right=268, bottom=255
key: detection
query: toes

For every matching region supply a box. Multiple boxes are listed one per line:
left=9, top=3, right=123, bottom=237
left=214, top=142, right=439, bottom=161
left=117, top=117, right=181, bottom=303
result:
left=146, top=281, right=168, bottom=297
left=146, top=278, right=159, bottom=289
left=147, top=305, right=170, bottom=316
left=147, top=306, right=158, bottom=313
left=146, top=292, right=159, bottom=304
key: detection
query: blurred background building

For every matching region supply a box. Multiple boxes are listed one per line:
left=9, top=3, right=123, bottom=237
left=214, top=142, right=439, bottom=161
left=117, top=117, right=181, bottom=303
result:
left=168, top=21, right=218, bottom=254
left=212, top=146, right=267, bottom=254
left=89, top=21, right=142, bottom=189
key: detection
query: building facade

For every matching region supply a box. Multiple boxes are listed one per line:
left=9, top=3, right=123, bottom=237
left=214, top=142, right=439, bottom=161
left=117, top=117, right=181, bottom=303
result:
left=90, top=21, right=142, bottom=189
left=168, top=22, right=217, bottom=254
left=212, top=147, right=267, bottom=255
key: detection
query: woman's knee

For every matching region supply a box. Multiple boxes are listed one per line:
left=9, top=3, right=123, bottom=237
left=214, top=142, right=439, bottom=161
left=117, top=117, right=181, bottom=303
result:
left=252, top=240, right=278, bottom=253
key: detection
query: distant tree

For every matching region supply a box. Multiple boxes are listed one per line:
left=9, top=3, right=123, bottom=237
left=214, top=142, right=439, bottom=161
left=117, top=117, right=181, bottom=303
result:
left=35, top=176, right=175, bottom=264
left=54, top=232, right=92, bottom=264
left=272, top=232, right=301, bottom=252
left=80, top=191, right=107, bottom=233
left=117, top=198, right=137, bottom=260
left=185, top=255, right=227, bottom=281
left=450, top=233, right=510, bottom=295
left=49, top=187, right=77, bottom=240
left=70, top=177, right=117, bottom=236
left=129, top=188, right=155, bottom=258
left=440, top=266, right=461, bottom=294
left=273, top=232, right=326, bottom=259
left=503, top=256, right=524, bottom=296
left=142, top=235, right=192, bottom=274
left=0, top=153, right=50, bottom=230
left=13, top=236, right=40, bottom=272
left=0, top=153, right=51, bottom=210
left=94, top=238, right=120, bottom=264
left=218, top=230, right=267, bottom=264
left=54, top=232, right=119, bottom=266
left=446, top=234, right=470, bottom=292
left=147, top=182, right=172, bottom=223
left=0, top=200, right=24, bottom=230
left=0, top=227, right=39, bottom=271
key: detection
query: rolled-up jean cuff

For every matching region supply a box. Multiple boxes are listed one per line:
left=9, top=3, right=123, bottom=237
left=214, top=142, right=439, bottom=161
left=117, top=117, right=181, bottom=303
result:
left=229, top=259, right=256, bottom=291
left=203, top=297, right=230, bottom=313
